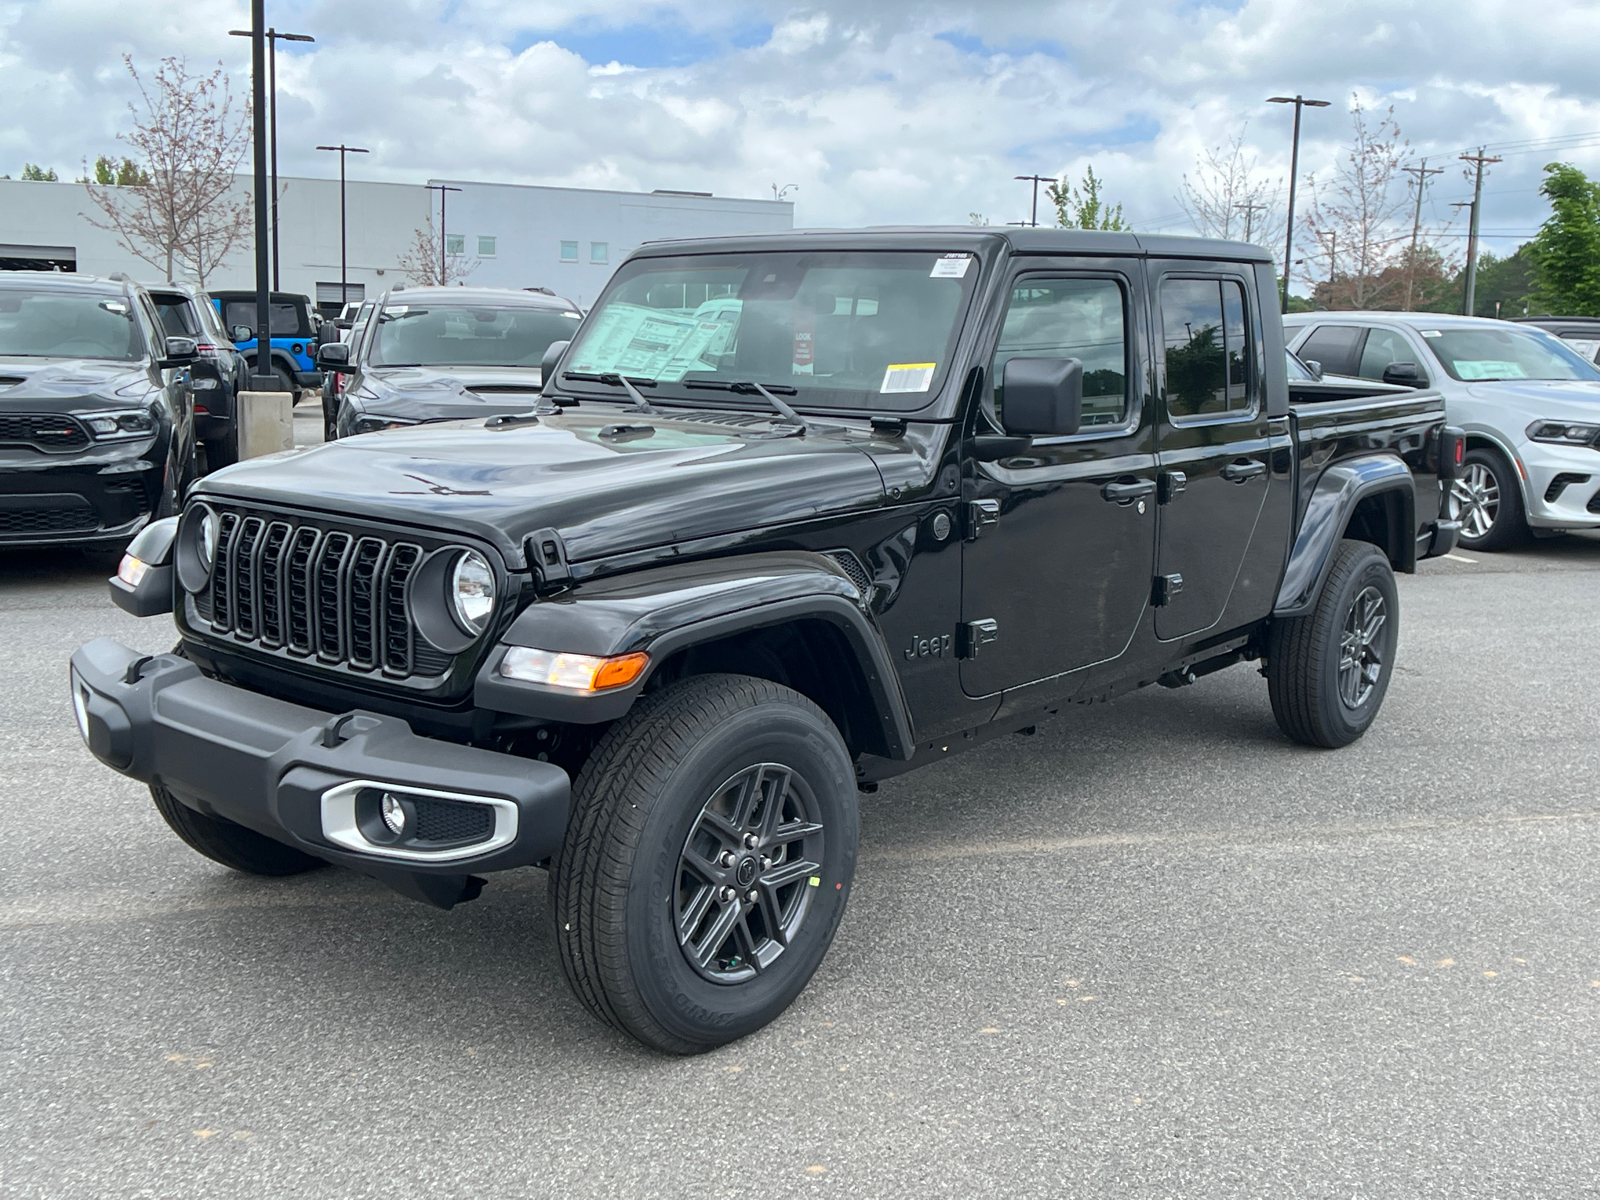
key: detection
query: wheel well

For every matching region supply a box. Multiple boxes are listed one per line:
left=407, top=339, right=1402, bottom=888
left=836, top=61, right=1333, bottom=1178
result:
left=648, top=620, right=891, bottom=759
left=1342, top=487, right=1413, bottom=572
left=1462, top=435, right=1528, bottom=503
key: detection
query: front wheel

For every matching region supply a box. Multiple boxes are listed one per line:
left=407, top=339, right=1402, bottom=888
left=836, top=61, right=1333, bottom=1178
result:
left=1449, top=447, right=1528, bottom=551
left=1267, top=539, right=1399, bottom=749
left=552, top=674, right=858, bottom=1054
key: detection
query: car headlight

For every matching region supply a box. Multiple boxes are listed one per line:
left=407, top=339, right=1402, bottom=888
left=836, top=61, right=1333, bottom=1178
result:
left=174, top=505, right=218, bottom=594
left=82, top=409, right=156, bottom=439
left=449, top=550, right=495, bottom=634
left=198, top=509, right=218, bottom=572
left=352, top=415, right=419, bottom=435
left=1526, top=420, right=1600, bottom=447
left=499, top=647, right=650, bottom=692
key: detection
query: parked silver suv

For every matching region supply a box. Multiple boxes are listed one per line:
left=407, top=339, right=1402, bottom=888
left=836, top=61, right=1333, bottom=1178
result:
left=1285, top=312, right=1600, bottom=550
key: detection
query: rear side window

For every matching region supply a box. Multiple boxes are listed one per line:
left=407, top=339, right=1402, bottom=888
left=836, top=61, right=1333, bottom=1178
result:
left=152, top=297, right=200, bottom=338
left=1159, top=277, right=1252, bottom=420
left=1295, top=325, right=1363, bottom=377
left=1357, top=327, right=1423, bottom=382
left=223, top=301, right=302, bottom=338
left=992, top=277, right=1129, bottom=430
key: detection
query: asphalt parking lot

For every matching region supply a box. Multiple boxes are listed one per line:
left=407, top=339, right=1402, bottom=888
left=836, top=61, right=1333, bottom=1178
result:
left=2, top=526, right=1598, bottom=1199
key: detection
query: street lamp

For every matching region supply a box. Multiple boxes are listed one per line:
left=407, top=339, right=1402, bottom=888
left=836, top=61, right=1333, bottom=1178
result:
left=425, top=184, right=463, bottom=284
left=230, top=26, right=314, bottom=292
left=1267, top=94, right=1331, bottom=310
left=316, top=144, right=369, bottom=314
left=1014, top=174, right=1054, bottom=228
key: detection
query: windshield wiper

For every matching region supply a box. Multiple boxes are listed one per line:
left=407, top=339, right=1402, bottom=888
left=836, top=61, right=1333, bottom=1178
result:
left=563, top=370, right=659, bottom=415
left=684, top=379, right=842, bottom=437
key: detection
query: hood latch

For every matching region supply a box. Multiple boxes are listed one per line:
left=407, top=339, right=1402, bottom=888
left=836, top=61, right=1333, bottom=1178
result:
left=527, top=527, right=572, bottom=593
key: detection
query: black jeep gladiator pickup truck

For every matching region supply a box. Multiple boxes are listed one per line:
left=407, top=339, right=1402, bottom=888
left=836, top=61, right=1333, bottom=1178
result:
left=71, top=228, right=1461, bottom=1054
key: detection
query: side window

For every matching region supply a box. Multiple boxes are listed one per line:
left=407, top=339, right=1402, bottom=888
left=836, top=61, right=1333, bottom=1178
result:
left=1295, top=324, right=1363, bottom=377
left=1159, top=277, right=1252, bottom=420
left=991, top=277, right=1129, bottom=431
left=1357, top=327, right=1423, bottom=382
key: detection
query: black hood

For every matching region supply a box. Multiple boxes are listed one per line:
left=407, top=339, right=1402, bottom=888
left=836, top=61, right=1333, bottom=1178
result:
left=0, top=356, right=156, bottom=412
left=354, top=366, right=545, bottom=423
left=195, top=409, right=891, bottom=568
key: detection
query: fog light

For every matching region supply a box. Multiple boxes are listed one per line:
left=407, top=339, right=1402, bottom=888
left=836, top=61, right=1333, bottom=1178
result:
left=499, top=647, right=650, bottom=692
left=381, top=792, right=407, bottom=835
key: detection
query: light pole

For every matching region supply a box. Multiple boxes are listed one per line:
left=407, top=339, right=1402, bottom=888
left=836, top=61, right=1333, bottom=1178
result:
left=425, top=183, right=463, bottom=284
left=245, top=1, right=272, bottom=387
left=1014, top=174, right=1053, bottom=227
left=772, top=183, right=798, bottom=201
left=1267, top=94, right=1331, bottom=310
left=230, top=26, right=313, bottom=292
left=316, top=144, right=369, bottom=313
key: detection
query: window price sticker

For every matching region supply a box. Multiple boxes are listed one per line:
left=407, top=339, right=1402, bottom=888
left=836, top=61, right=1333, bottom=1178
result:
left=881, top=363, right=937, bottom=393
left=930, top=254, right=973, bottom=278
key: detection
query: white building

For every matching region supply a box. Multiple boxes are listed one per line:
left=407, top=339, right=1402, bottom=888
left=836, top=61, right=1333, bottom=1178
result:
left=0, top=174, right=793, bottom=313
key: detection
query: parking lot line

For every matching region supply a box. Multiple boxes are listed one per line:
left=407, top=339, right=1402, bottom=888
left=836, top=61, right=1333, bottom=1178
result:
left=1444, top=553, right=1479, bottom=563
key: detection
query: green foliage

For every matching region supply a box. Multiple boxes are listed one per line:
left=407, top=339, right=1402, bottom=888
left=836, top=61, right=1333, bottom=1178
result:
left=1527, top=163, right=1600, bottom=316
left=1048, top=165, right=1128, bottom=231
left=90, top=154, right=149, bottom=186
left=1165, top=323, right=1224, bottom=409
left=19, top=163, right=58, bottom=181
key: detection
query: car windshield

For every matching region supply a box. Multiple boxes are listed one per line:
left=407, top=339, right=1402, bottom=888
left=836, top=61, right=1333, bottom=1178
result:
left=1420, top=325, right=1600, bottom=383
left=368, top=304, right=583, bottom=368
left=0, top=288, right=143, bottom=361
left=560, top=249, right=981, bottom=411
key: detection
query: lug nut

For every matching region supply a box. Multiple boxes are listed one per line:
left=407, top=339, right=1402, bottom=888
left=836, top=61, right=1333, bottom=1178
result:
left=759, top=856, right=771, bottom=869
left=743, top=833, right=759, bottom=849
left=718, top=886, right=736, bottom=902
left=746, top=890, right=759, bottom=903
left=719, top=851, right=736, bottom=868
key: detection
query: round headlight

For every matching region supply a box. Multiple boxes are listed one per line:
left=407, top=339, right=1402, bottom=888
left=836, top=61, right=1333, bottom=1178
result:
left=198, top=510, right=217, bottom=572
left=449, top=550, right=495, bottom=634
left=175, top=505, right=218, bottom=594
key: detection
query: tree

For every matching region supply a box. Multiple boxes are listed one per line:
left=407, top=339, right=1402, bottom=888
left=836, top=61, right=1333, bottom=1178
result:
left=1313, top=243, right=1456, bottom=312
left=83, top=56, right=252, bottom=285
left=88, top=155, right=149, bottom=186
left=1459, top=246, right=1538, bottom=317
left=20, top=164, right=58, bottom=181
left=396, top=225, right=480, bottom=287
left=1527, top=163, right=1600, bottom=316
left=1177, top=125, right=1283, bottom=250
left=1049, top=165, right=1127, bottom=230
left=1303, top=99, right=1412, bottom=309
left=968, top=212, right=990, bottom=227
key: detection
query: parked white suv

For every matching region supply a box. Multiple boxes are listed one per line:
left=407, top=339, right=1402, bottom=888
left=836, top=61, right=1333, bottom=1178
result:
left=1285, top=313, right=1600, bottom=550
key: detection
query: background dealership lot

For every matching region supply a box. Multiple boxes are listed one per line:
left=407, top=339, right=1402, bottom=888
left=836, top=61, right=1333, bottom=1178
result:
left=4, top=526, right=1597, bottom=1198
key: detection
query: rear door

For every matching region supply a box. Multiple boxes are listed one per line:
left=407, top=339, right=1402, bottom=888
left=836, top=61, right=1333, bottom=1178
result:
left=1150, top=265, right=1274, bottom=640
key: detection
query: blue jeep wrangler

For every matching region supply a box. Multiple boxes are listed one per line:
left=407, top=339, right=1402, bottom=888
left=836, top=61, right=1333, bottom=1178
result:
left=209, top=290, right=323, bottom=395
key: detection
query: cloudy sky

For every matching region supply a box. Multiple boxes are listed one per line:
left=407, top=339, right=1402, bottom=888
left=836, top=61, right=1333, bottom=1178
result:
left=2, top=0, right=1597, bottom=288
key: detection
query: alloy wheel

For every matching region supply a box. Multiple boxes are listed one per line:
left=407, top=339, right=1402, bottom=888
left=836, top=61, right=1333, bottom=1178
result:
left=1449, top=462, right=1499, bottom=540
left=1338, top=585, right=1387, bottom=709
left=674, top=763, right=825, bottom=984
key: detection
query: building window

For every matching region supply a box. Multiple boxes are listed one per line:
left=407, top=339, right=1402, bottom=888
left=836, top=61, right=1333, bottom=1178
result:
left=560, top=240, right=579, bottom=263
left=590, top=241, right=609, bottom=265
left=478, top=235, right=497, bottom=257
left=446, top=233, right=465, bottom=255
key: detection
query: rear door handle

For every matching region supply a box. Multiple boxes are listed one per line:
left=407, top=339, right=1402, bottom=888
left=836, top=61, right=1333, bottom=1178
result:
left=1221, top=459, right=1266, bottom=483
left=1101, top=478, right=1156, bottom=503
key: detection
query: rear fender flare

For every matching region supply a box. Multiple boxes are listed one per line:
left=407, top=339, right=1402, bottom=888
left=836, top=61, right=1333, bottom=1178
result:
left=1275, top=454, right=1414, bottom=617
left=473, top=552, right=916, bottom=760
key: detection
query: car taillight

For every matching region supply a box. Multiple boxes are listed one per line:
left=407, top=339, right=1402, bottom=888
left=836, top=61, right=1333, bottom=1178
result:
left=195, top=343, right=222, bottom=358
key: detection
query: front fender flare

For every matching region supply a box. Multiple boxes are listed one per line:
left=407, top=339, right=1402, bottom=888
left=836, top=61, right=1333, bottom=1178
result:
left=473, top=552, right=916, bottom=759
left=1275, top=454, right=1414, bottom=617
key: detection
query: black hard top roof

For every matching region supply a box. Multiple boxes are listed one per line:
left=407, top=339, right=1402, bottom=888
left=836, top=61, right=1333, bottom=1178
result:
left=210, top=289, right=312, bottom=304
left=633, top=225, right=1271, bottom=263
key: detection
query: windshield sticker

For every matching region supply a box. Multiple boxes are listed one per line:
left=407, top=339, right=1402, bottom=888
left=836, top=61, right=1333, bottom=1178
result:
left=930, top=254, right=973, bottom=279
left=881, top=363, right=937, bottom=393
left=1453, top=360, right=1526, bottom=380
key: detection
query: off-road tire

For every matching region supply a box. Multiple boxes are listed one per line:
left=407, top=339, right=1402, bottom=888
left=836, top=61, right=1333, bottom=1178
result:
left=150, top=780, right=325, bottom=876
left=1452, top=446, right=1528, bottom=552
left=1267, top=538, right=1399, bottom=749
left=551, top=674, right=858, bottom=1054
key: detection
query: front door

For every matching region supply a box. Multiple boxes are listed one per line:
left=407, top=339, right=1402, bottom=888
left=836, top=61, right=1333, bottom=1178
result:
left=960, top=261, right=1158, bottom=698
left=1150, top=267, right=1274, bottom=639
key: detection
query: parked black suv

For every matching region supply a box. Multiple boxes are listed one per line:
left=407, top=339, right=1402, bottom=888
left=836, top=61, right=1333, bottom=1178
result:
left=73, top=229, right=1461, bottom=1053
left=316, top=286, right=583, bottom=441
left=0, top=272, right=200, bottom=547
left=147, top=282, right=249, bottom=469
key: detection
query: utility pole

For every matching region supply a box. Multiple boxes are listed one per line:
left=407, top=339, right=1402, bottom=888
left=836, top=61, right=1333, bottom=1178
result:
left=425, top=184, right=463, bottom=284
left=316, top=144, right=369, bottom=312
left=230, top=27, right=314, bottom=292
left=1459, top=148, right=1502, bottom=317
left=1233, top=201, right=1268, bottom=242
left=1014, top=174, right=1054, bottom=227
left=1267, top=94, right=1331, bottom=310
left=1400, top=159, right=1444, bottom=311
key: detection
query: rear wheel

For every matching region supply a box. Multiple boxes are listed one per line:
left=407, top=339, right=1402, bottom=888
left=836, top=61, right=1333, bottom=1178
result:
left=272, top=365, right=298, bottom=403
left=552, top=674, right=858, bottom=1054
left=150, top=781, right=325, bottom=876
left=1449, top=447, right=1528, bottom=551
left=203, top=420, right=239, bottom=471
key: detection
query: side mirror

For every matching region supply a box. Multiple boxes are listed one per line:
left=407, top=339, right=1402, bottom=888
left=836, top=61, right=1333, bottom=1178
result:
left=1382, top=361, right=1426, bottom=387
left=230, top=325, right=253, bottom=343
left=539, top=339, right=571, bottom=389
left=160, top=336, right=198, bottom=369
left=316, top=341, right=351, bottom=371
left=1000, top=356, right=1082, bottom=437
left=1302, top=359, right=1324, bottom=379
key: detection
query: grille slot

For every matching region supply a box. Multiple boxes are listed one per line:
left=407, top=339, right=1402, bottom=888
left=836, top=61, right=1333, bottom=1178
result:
left=0, top=414, right=91, bottom=452
left=0, top=498, right=98, bottom=534
left=1589, top=489, right=1600, bottom=515
left=196, top=507, right=452, bottom=681
left=825, top=550, right=871, bottom=596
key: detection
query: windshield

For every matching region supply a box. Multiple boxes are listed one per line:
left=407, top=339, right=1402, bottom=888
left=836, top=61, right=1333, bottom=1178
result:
left=561, top=250, right=981, bottom=411
left=368, top=304, right=582, bottom=368
left=1420, top=325, right=1600, bottom=383
left=0, top=288, right=143, bottom=361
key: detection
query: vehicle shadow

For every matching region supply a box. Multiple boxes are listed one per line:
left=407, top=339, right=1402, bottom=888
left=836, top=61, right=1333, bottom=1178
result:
left=0, top=545, right=122, bottom=593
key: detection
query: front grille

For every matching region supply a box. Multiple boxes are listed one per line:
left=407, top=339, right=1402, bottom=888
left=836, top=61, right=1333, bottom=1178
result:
left=0, top=498, right=98, bottom=534
left=196, top=506, right=469, bottom=680
left=412, top=797, right=494, bottom=844
left=1546, top=473, right=1590, bottom=503
left=1589, top=489, right=1600, bottom=515
left=0, top=414, right=90, bottom=452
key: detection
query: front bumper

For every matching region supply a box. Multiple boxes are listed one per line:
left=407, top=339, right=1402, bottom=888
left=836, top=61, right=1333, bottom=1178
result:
left=69, top=638, right=571, bottom=892
left=1, top=444, right=161, bottom=546
left=1517, top=441, right=1600, bottom=529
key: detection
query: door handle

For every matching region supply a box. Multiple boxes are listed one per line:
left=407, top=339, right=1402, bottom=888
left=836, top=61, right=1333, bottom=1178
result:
left=1221, top=459, right=1266, bottom=483
left=1101, top=478, right=1156, bottom=504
